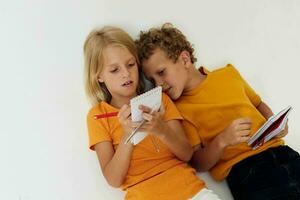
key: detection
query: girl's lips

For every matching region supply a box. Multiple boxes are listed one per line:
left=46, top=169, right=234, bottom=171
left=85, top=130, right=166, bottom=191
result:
left=122, top=80, right=133, bottom=87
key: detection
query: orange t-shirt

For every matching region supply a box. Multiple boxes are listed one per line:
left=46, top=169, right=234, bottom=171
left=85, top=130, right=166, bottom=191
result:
left=175, top=64, right=284, bottom=181
left=87, top=93, right=205, bottom=200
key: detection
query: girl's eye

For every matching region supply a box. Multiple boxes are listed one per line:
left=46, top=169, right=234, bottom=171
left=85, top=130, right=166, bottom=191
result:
left=110, top=68, right=118, bottom=73
left=128, top=62, right=135, bottom=67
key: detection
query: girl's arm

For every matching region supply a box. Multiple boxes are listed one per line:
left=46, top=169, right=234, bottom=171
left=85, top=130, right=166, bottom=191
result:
left=94, top=140, right=133, bottom=188
left=156, top=119, right=193, bottom=161
left=139, top=105, right=193, bottom=162
left=93, top=104, right=136, bottom=188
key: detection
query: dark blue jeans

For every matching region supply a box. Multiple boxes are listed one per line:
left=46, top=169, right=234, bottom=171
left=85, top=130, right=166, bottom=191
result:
left=227, top=145, right=300, bottom=200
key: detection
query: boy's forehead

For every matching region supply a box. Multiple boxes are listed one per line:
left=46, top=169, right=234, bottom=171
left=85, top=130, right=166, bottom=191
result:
left=143, top=48, right=169, bottom=67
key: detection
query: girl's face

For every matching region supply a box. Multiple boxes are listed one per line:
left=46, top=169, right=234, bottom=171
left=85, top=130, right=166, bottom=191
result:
left=99, top=45, right=139, bottom=101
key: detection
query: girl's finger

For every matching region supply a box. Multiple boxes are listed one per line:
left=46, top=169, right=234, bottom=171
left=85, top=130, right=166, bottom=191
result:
left=139, top=105, right=151, bottom=113
left=142, top=113, right=153, bottom=121
left=158, top=104, right=165, bottom=114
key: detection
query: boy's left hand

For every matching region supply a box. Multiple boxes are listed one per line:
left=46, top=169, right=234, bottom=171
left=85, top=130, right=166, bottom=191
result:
left=276, top=122, right=289, bottom=138
left=137, top=104, right=166, bottom=137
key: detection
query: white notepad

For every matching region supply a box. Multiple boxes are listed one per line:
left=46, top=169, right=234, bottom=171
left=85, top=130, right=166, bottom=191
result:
left=129, top=86, right=162, bottom=145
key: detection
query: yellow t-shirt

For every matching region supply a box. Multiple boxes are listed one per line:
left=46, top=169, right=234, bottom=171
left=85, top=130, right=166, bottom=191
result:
left=87, top=93, right=205, bottom=200
left=175, top=64, right=284, bottom=181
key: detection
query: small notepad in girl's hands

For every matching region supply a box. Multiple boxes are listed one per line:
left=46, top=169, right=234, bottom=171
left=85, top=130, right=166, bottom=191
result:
left=129, top=86, right=162, bottom=145
left=248, top=106, right=292, bottom=150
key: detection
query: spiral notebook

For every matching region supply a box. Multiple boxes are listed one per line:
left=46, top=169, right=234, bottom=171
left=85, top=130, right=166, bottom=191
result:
left=129, top=86, right=162, bottom=145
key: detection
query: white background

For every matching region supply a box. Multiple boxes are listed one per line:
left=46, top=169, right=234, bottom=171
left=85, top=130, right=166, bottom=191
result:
left=1, top=0, right=300, bottom=200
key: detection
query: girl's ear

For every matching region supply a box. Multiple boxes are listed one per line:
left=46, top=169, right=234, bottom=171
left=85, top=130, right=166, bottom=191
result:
left=179, top=51, right=192, bottom=68
left=98, top=75, right=104, bottom=83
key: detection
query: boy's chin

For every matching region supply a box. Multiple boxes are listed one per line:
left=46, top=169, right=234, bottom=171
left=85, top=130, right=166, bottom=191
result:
left=169, top=91, right=181, bottom=101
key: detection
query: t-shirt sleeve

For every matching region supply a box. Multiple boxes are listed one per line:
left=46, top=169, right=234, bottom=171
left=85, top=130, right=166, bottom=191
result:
left=86, top=108, right=112, bottom=151
left=181, top=119, right=201, bottom=147
left=162, top=93, right=183, bottom=121
left=228, top=64, right=262, bottom=107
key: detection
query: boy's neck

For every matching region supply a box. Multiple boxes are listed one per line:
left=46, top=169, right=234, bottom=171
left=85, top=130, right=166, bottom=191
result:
left=184, top=65, right=206, bottom=93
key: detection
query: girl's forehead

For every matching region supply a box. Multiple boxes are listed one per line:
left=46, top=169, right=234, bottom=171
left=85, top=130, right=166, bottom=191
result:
left=103, top=45, right=135, bottom=65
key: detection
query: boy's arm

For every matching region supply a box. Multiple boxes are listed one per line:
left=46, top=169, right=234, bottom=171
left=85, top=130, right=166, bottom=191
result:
left=192, top=118, right=252, bottom=172
left=256, top=101, right=274, bottom=119
left=256, top=101, right=289, bottom=138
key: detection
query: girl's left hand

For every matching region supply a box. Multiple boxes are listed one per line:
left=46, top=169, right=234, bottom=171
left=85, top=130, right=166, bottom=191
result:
left=137, top=104, right=166, bottom=137
left=276, top=122, right=289, bottom=138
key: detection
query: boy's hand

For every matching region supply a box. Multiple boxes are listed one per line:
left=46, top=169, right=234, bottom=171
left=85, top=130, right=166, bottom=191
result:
left=217, top=118, right=252, bottom=148
left=137, top=104, right=166, bottom=137
left=275, top=122, right=289, bottom=138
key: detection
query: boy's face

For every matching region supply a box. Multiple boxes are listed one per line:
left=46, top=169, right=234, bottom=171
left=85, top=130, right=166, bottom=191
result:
left=142, top=48, right=188, bottom=100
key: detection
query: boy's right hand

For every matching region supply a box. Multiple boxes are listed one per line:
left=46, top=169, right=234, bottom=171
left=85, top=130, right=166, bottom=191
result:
left=217, top=118, right=252, bottom=148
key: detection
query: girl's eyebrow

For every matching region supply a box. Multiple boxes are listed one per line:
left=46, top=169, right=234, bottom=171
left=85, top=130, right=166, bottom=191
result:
left=107, top=56, right=135, bottom=67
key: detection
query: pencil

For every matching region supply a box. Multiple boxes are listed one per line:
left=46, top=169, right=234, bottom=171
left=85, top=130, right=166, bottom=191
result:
left=94, top=112, right=118, bottom=119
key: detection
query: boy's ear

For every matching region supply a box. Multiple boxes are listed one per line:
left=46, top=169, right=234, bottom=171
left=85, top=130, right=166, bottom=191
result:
left=179, top=51, right=192, bottom=67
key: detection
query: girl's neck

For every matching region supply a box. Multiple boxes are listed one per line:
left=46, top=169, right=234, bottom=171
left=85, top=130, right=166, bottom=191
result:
left=110, top=95, right=135, bottom=109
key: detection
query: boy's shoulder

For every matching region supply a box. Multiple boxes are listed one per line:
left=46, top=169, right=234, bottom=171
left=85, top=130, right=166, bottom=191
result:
left=201, top=63, right=238, bottom=74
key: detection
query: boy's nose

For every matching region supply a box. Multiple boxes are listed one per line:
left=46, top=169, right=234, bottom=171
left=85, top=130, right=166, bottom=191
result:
left=155, top=78, right=164, bottom=87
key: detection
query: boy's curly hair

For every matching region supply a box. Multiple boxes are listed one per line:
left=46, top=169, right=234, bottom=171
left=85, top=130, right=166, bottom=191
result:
left=135, top=23, right=197, bottom=64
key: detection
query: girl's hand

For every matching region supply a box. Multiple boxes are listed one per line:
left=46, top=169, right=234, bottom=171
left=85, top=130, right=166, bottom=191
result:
left=276, top=122, right=289, bottom=138
left=217, top=118, right=252, bottom=148
left=137, top=104, right=166, bottom=137
left=117, top=104, right=139, bottom=141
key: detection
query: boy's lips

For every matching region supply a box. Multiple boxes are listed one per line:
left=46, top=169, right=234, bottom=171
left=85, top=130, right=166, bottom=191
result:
left=164, top=87, right=171, bottom=94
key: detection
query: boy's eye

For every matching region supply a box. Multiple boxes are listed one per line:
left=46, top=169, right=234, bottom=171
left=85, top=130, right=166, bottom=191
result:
left=158, top=69, right=165, bottom=76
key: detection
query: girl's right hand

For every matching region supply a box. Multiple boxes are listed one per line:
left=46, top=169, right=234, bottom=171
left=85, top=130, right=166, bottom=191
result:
left=117, top=104, right=139, bottom=141
left=217, top=118, right=252, bottom=148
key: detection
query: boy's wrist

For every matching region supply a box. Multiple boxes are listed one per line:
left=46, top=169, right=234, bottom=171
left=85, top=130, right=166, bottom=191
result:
left=215, top=134, right=227, bottom=150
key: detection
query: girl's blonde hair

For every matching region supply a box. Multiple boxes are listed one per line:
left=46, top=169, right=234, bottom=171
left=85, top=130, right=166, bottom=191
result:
left=83, top=26, right=144, bottom=106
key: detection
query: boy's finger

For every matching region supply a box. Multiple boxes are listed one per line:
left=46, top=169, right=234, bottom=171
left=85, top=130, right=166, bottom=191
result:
left=238, top=124, right=252, bottom=131
left=235, top=118, right=252, bottom=124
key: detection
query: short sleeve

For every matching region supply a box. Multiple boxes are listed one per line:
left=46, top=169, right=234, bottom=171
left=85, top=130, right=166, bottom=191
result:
left=228, top=64, right=262, bottom=107
left=87, top=109, right=112, bottom=150
left=181, top=120, right=201, bottom=147
left=162, top=93, right=183, bottom=121
left=242, top=77, right=261, bottom=107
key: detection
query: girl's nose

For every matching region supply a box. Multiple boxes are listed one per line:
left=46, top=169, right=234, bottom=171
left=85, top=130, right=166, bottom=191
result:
left=121, top=67, right=130, bottom=77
